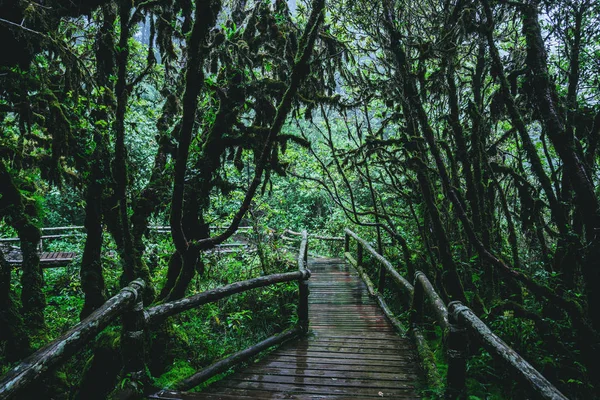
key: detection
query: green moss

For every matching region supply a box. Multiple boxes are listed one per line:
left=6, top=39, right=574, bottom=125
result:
left=152, top=360, right=197, bottom=389
left=188, top=371, right=231, bottom=392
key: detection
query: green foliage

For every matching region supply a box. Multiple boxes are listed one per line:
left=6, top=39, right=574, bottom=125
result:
left=1, top=0, right=599, bottom=398
left=146, top=243, right=299, bottom=389
left=151, top=360, right=196, bottom=390
left=42, top=189, right=85, bottom=227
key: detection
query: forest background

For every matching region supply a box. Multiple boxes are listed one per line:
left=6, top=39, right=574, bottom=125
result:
left=1, top=0, right=600, bottom=398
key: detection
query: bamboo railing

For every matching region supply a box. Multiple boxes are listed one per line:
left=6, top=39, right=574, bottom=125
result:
left=344, top=228, right=568, bottom=400
left=0, top=230, right=312, bottom=400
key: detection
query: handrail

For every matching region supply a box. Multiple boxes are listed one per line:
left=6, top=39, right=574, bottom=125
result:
left=145, top=270, right=310, bottom=325
left=41, top=226, right=85, bottom=231
left=344, top=228, right=568, bottom=400
left=344, top=228, right=413, bottom=297
left=449, top=302, right=568, bottom=400
left=2, top=225, right=253, bottom=233
left=170, top=326, right=303, bottom=392
left=0, top=279, right=145, bottom=400
left=0, top=225, right=256, bottom=255
left=0, top=234, right=84, bottom=242
left=0, top=228, right=344, bottom=398
left=412, top=271, right=449, bottom=332
left=0, top=225, right=255, bottom=242
left=146, top=226, right=254, bottom=234
left=285, top=229, right=344, bottom=242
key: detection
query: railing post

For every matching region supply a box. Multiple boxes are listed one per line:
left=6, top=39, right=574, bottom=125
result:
left=377, top=261, right=386, bottom=294
left=357, top=242, right=363, bottom=268
left=121, top=279, right=147, bottom=392
left=299, top=272, right=310, bottom=333
left=410, top=272, right=425, bottom=325
left=304, top=238, right=308, bottom=266
left=298, top=231, right=310, bottom=333
left=446, top=301, right=468, bottom=399
left=344, top=232, right=349, bottom=253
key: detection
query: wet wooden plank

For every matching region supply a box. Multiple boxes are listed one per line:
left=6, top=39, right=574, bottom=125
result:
left=277, top=344, right=414, bottom=355
left=250, top=360, right=420, bottom=374
left=152, top=258, right=422, bottom=399
left=153, top=389, right=421, bottom=399
left=288, top=338, right=412, bottom=349
left=211, top=382, right=419, bottom=398
left=260, top=354, right=418, bottom=368
left=218, top=376, right=417, bottom=390
left=241, top=367, right=420, bottom=381
left=273, top=351, right=413, bottom=362
left=150, top=391, right=258, bottom=400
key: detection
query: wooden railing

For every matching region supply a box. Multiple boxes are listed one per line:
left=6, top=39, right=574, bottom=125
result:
left=151, top=231, right=311, bottom=394
left=281, top=229, right=344, bottom=259
left=0, top=279, right=146, bottom=400
left=344, top=228, right=568, bottom=400
left=0, top=230, right=311, bottom=400
left=0, top=227, right=85, bottom=253
left=0, top=226, right=339, bottom=256
left=0, top=225, right=255, bottom=252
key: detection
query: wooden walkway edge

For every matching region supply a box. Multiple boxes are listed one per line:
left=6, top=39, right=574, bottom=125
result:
left=152, top=258, right=422, bottom=399
left=1, top=245, right=76, bottom=267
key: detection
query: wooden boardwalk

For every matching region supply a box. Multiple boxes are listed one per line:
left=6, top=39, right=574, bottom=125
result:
left=153, top=258, right=422, bottom=399
left=2, top=247, right=76, bottom=267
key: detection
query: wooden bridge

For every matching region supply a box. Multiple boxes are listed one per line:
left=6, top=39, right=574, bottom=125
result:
left=0, top=227, right=82, bottom=267
left=1, top=247, right=77, bottom=267
left=0, top=229, right=569, bottom=400
left=152, top=257, right=422, bottom=399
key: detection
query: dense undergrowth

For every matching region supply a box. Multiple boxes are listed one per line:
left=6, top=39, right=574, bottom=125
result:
left=352, top=237, right=593, bottom=399
left=1, top=230, right=304, bottom=398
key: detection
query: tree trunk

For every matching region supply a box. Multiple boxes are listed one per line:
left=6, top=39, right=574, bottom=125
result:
left=113, top=0, right=136, bottom=286
left=0, top=162, right=45, bottom=332
left=169, top=0, right=221, bottom=257
left=521, top=3, right=600, bottom=331
left=80, top=4, right=115, bottom=318
left=80, top=171, right=107, bottom=319
left=0, top=247, right=31, bottom=361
